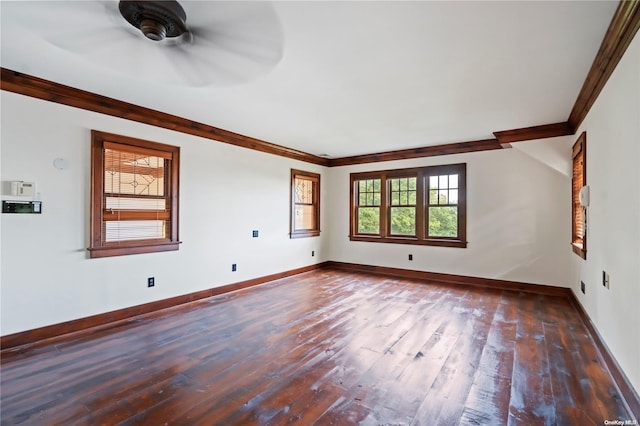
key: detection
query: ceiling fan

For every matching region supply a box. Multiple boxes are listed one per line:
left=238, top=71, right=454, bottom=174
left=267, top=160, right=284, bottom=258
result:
left=3, top=0, right=284, bottom=87
left=119, top=1, right=190, bottom=43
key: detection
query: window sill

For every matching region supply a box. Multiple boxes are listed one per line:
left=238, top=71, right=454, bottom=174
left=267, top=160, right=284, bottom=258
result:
left=88, top=241, right=181, bottom=258
left=349, top=235, right=467, bottom=248
left=572, top=243, right=586, bottom=260
left=290, top=230, right=320, bottom=239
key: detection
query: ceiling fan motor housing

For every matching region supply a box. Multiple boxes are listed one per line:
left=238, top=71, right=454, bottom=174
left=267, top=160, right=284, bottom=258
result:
left=119, top=0, right=187, bottom=41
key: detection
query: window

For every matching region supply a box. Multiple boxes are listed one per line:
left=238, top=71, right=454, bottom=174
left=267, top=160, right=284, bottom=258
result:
left=89, top=130, right=180, bottom=258
left=428, top=173, right=459, bottom=238
left=290, top=169, right=320, bottom=238
left=350, top=164, right=466, bottom=247
left=571, top=132, right=586, bottom=259
left=390, top=176, right=417, bottom=236
left=356, top=178, right=381, bottom=234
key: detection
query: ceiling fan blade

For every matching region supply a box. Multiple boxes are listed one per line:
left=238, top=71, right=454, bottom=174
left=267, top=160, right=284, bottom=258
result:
left=3, top=1, right=121, bottom=33
left=145, top=2, right=284, bottom=87
left=49, top=26, right=137, bottom=54
left=3, top=1, right=114, bottom=25
left=186, top=2, right=283, bottom=54
left=2, top=0, right=285, bottom=87
left=160, top=43, right=256, bottom=87
left=173, top=1, right=284, bottom=85
left=158, top=44, right=220, bottom=87
left=3, top=0, right=139, bottom=54
left=166, top=41, right=278, bottom=87
left=188, top=27, right=283, bottom=65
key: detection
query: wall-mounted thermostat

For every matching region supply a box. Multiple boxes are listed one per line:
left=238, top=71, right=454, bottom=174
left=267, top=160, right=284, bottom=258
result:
left=2, top=200, right=42, bottom=214
left=10, top=181, right=36, bottom=197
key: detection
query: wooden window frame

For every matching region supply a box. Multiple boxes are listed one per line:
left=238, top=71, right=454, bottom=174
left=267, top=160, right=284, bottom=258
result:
left=290, top=169, right=321, bottom=238
left=89, top=130, right=180, bottom=258
left=388, top=174, right=419, bottom=237
left=350, top=163, right=467, bottom=248
left=354, top=176, right=382, bottom=235
left=571, top=132, right=587, bottom=259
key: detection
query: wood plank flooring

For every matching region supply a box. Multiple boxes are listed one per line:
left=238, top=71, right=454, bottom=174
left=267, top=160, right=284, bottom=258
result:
left=0, top=269, right=634, bottom=425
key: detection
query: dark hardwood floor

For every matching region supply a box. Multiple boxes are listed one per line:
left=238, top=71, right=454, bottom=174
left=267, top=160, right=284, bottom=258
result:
left=0, top=269, right=634, bottom=425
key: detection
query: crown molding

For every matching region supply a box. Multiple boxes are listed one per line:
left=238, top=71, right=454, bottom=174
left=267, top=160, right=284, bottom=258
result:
left=328, top=139, right=503, bottom=167
left=568, top=0, right=640, bottom=132
left=493, top=122, right=574, bottom=144
left=0, top=68, right=330, bottom=166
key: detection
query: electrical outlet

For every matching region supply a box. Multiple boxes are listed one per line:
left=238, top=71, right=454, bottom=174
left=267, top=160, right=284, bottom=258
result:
left=148, top=277, right=155, bottom=287
left=232, top=264, right=237, bottom=272
left=252, top=230, right=259, bottom=238
left=602, top=271, right=610, bottom=289
left=312, top=250, right=315, bottom=257
left=580, top=281, right=585, bottom=294
left=408, top=254, right=413, bottom=261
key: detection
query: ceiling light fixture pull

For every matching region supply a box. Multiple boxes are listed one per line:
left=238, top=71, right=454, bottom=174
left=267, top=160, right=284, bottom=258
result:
left=140, top=19, right=166, bottom=41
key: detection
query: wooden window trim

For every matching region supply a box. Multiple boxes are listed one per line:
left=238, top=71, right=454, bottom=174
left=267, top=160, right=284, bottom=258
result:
left=290, top=169, right=321, bottom=238
left=89, top=130, right=180, bottom=258
left=571, top=132, right=587, bottom=259
left=350, top=164, right=467, bottom=248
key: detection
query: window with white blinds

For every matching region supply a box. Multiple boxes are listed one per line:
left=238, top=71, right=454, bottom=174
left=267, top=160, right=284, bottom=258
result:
left=571, top=132, right=586, bottom=259
left=89, top=131, right=180, bottom=258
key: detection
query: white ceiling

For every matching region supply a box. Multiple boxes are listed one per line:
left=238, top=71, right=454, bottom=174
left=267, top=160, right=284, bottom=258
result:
left=1, top=1, right=616, bottom=158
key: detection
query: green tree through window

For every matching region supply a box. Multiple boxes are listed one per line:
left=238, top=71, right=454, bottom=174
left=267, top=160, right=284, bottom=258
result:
left=428, top=174, right=458, bottom=237
left=389, top=177, right=417, bottom=235
left=357, top=179, right=381, bottom=234
left=350, top=164, right=466, bottom=248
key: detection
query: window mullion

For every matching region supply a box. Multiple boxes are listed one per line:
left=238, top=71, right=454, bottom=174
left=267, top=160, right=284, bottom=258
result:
left=425, top=172, right=432, bottom=239
left=416, top=170, right=425, bottom=240
left=380, top=173, right=388, bottom=237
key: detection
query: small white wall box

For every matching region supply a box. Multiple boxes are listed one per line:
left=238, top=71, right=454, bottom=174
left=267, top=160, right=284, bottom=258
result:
left=10, top=181, right=36, bottom=197
left=2, top=200, right=42, bottom=214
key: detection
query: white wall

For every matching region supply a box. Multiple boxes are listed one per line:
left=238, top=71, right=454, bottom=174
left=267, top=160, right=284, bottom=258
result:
left=0, top=91, right=328, bottom=335
left=326, top=147, right=576, bottom=288
left=570, top=31, right=640, bottom=393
